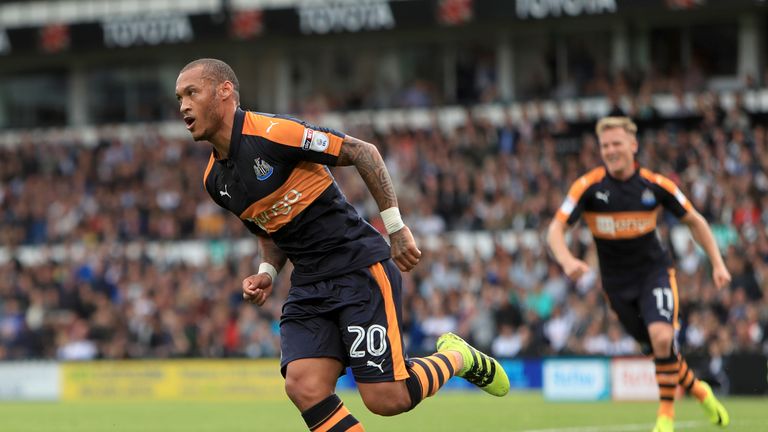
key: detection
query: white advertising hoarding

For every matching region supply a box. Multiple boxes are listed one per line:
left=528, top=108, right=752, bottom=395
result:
left=0, top=361, right=60, bottom=400
left=543, top=358, right=610, bottom=401
left=612, top=357, right=659, bottom=400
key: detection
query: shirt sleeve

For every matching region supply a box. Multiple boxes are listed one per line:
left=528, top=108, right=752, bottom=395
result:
left=555, top=168, right=605, bottom=225
left=648, top=173, right=693, bottom=219
left=242, top=112, right=345, bottom=166
left=555, top=180, right=589, bottom=226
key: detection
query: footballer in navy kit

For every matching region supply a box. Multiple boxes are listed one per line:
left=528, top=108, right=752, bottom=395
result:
left=547, top=116, right=731, bottom=432
left=176, top=58, right=509, bottom=432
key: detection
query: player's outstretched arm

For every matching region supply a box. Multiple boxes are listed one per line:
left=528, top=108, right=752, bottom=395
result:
left=243, top=235, right=287, bottom=306
left=546, top=218, right=590, bottom=281
left=680, top=210, right=731, bottom=289
left=336, top=135, right=421, bottom=272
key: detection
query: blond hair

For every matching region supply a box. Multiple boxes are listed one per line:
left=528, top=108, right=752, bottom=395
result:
left=595, top=116, right=637, bottom=136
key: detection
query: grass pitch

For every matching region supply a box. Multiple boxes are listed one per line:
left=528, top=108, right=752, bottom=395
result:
left=0, top=391, right=764, bottom=432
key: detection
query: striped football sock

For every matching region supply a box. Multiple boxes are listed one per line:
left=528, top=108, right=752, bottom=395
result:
left=301, top=394, right=364, bottom=432
left=678, top=354, right=708, bottom=402
left=655, top=354, right=679, bottom=419
left=403, top=352, right=460, bottom=410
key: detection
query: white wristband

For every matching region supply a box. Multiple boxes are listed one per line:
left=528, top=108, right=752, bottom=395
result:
left=258, top=262, right=278, bottom=282
left=380, top=207, right=405, bottom=235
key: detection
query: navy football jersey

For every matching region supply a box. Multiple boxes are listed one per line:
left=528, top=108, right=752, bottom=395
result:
left=555, top=166, right=693, bottom=286
left=203, top=108, right=391, bottom=285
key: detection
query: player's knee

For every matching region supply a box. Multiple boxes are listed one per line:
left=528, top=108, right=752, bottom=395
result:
left=283, top=374, right=303, bottom=404
left=284, top=375, right=329, bottom=410
left=656, top=333, right=673, bottom=348
left=284, top=359, right=342, bottom=410
left=648, top=325, right=674, bottom=356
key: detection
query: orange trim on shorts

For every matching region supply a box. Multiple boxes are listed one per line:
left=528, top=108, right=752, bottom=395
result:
left=202, top=153, right=215, bottom=188
left=669, top=268, right=679, bottom=329
left=369, top=262, right=408, bottom=381
left=314, top=405, right=351, bottom=432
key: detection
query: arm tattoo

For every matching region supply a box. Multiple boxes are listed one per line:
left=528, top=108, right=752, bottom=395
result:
left=258, top=236, right=288, bottom=271
left=337, top=135, right=398, bottom=210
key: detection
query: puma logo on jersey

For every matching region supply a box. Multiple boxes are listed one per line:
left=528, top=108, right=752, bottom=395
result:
left=219, top=185, right=231, bottom=199
left=596, top=190, right=610, bottom=203
left=366, top=360, right=385, bottom=374
left=266, top=120, right=279, bottom=134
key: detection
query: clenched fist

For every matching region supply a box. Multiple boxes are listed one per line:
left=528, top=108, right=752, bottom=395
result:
left=242, top=272, right=273, bottom=306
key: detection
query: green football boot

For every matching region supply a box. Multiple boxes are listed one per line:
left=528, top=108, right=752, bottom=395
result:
left=436, top=332, right=509, bottom=397
left=652, top=415, right=674, bottom=432
left=699, top=381, right=730, bottom=427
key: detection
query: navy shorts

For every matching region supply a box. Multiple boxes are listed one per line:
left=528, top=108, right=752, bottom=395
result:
left=604, top=267, right=679, bottom=347
left=279, top=259, right=409, bottom=383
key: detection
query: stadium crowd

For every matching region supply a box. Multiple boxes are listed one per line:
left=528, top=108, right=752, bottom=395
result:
left=0, top=84, right=766, bottom=395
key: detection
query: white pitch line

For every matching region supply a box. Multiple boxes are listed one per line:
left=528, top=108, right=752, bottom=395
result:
left=520, top=420, right=706, bottom=432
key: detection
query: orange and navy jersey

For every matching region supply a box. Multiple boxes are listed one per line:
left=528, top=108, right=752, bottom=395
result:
left=204, top=108, right=391, bottom=285
left=554, top=166, right=693, bottom=285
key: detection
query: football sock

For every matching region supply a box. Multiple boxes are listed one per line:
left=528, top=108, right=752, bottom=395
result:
left=301, top=394, right=364, bottom=432
left=404, top=353, right=460, bottom=410
left=654, top=354, right=678, bottom=419
left=678, top=354, right=708, bottom=402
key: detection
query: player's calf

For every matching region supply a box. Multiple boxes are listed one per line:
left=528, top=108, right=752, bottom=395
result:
left=357, top=381, right=413, bottom=416
left=403, top=352, right=462, bottom=409
left=358, top=352, right=460, bottom=416
left=286, top=361, right=365, bottom=431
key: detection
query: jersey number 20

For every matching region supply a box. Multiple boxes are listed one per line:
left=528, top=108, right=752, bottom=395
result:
left=347, top=325, right=388, bottom=358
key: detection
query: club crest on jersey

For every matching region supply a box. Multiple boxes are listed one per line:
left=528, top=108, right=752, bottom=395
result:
left=253, top=158, right=274, bottom=181
left=641, top=188, right=656, bottom=207
left=302, top=128, right=329, bottom=152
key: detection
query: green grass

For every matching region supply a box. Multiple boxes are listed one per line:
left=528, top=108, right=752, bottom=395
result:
left=0, top=391, right=764, bottom=432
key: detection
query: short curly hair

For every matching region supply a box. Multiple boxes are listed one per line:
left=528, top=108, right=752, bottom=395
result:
left=180, top=58, right=240, bottom=103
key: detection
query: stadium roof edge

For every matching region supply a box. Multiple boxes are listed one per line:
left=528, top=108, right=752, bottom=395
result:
left=0, top=0, right=330, bottom=29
